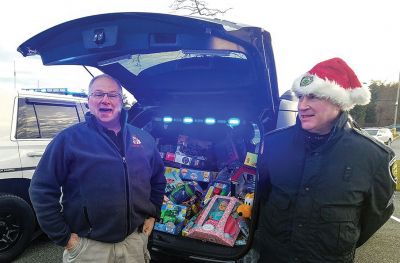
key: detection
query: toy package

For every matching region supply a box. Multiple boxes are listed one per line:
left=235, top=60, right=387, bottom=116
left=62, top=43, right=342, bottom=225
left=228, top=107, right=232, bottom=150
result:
left=230, top=166, right=256, bottom=199
left=187, top=196, right=240, bottom=246
left=176, top=134, right=213, bottom=157
left=244, top=152, right=258, bottom=168
left=202, top=181, right=231, bottom=206
left=154, top=201, right=187, bottom=235
left=179, top=167, right=212, bottom=182
left=168, top=182, right=197, bottom=205
left=164, top=167, right=184, bottom=193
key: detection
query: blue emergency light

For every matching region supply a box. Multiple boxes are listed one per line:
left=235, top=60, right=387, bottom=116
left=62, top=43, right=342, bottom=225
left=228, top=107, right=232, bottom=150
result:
left=228, top=118, right=240, bottom=126
left=204, top=118, right=216, bottom=125
left=163, top=116, right=173, bottom=123
left=183, top=117, right=194, bottom=124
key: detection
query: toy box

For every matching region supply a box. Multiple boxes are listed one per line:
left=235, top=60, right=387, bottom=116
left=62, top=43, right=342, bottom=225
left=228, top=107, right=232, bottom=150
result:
left=180, top=168, right=212, bottom=182
left=176, top=134, right=213, bottom=157
left=202, top=181, right=231, bottom=206
left=187, top=196, right=240, bottom=247
left=244, top=152, right=258, bottom=168
left=164, top=152, right=176, bottom=162
left=174, top=152, right=206, bottom=168
left=154, top=201, right=187, bottom=235
left=164, top=167, right=184, bottom=193
left=230, top=166, right=256, bottom=198
left=168, top=182, right=197, bottom=205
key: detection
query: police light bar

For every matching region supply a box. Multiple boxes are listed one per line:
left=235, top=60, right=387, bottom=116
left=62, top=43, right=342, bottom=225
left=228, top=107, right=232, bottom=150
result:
left=183, top=117, right=193, bottom=124
left=204, top=117, right=216, bottom=125
left=163, top=116, right=173, bottom=123
left=228, top=118, right=240, bottom=126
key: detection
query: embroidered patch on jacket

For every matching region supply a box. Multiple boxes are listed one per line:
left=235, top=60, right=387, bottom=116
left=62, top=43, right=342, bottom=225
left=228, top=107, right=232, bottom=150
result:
left=300, top=75, right=313, bottom=87
left=389, top=157, right=398, bottom=184
left=131, top=135, right=142, bottom=147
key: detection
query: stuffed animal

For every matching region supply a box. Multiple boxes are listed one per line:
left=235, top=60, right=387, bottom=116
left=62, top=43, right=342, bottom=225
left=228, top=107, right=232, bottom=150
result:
left=236, top=192, right=254, bottom=219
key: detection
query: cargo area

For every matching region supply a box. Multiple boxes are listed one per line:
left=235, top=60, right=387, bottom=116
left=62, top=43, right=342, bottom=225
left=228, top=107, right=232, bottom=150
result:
left=137, top=114, right=261, bottom=259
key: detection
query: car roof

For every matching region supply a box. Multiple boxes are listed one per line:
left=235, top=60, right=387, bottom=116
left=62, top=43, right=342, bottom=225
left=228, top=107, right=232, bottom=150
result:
left=17, top=12, right=279, bottom=120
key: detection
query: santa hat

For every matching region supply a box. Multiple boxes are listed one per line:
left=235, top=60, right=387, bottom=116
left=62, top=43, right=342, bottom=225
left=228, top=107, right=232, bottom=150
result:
left=292, top=57, right=371, bottom=110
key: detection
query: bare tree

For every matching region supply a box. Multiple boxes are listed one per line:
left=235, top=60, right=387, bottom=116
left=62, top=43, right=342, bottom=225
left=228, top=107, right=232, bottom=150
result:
left=170, top=0, right=232, bottom=17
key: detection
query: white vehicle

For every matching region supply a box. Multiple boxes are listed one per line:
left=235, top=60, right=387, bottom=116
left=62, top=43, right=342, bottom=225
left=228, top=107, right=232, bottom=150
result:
left=0, top=89, right=87, bottom=262
left=363, top=127, right=394, bottom=145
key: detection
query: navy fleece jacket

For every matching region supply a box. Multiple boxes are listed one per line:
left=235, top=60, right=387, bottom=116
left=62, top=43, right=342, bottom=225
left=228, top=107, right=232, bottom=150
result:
left=29, top=111, right=166, bottom=246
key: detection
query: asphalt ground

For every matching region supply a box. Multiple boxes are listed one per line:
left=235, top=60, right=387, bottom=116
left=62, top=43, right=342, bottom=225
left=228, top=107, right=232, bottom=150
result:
left=11, top=194, right=400, bottom=263
left=12, top=139, right=400, bottom=263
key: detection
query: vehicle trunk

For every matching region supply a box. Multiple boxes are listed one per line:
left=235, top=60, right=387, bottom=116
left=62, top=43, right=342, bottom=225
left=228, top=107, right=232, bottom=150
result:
left=129, top=110, right=261, bottom=260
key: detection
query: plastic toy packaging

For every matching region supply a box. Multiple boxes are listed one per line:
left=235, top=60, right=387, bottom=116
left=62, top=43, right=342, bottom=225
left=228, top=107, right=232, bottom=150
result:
left=187, top=196, right=240, bottom=246
left=154, top=201, right=188, bottom=235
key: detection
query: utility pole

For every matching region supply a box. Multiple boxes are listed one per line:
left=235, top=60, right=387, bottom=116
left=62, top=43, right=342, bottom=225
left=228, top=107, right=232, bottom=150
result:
left=394, top=72, right=400, bottom=136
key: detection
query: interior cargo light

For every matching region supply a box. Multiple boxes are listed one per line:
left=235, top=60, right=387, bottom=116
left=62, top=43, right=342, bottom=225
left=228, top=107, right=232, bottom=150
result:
left=228, top=118, right=240, bottom=126
left=163, top=116, right=173, bottom=123
left=204, top=118, right=216, bottom=125
left=183, top=117, right=193, bottom=124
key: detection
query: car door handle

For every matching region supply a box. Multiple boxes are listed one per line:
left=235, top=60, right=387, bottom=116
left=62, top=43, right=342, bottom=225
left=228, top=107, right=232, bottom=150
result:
left=27, top=151, right=44, bottom=157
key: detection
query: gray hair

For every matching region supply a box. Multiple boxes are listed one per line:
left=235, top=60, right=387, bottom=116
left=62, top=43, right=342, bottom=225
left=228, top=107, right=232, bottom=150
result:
left=88, top=74, right=122, bottom=93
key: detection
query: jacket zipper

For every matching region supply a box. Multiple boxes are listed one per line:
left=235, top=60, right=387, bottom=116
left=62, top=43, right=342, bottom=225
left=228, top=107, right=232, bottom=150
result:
left=122, top=156, right=131, bottom=236
left=94, top=117, right=131, bottom=237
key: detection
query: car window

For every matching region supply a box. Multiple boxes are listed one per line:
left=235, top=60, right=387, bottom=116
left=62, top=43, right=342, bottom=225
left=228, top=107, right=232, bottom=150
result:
left=112, top=50, right=248, bottom=75
left=16, top=99, right=40, bottom=139
left=16, top=98, right=81, bottom=139
left=35, top=104, right=79, bottom=138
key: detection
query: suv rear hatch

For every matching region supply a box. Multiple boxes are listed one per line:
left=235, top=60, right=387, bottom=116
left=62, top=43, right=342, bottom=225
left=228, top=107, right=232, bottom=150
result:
left=18, top=12, right=280, bottom=261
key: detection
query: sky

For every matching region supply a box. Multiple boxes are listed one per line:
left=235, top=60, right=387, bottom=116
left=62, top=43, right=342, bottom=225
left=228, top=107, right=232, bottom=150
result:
left=1, top=0, right=399, bottom=96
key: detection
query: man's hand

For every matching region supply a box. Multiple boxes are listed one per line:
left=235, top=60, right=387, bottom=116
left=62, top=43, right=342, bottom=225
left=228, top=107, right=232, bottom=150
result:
left=65, top=233, right=79, bottom=251
left=143, top=217, right=155, bottom=236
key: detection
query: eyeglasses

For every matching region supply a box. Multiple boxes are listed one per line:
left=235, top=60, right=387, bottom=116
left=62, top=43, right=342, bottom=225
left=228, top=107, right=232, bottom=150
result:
left=89, top=92, right=121, bottom=100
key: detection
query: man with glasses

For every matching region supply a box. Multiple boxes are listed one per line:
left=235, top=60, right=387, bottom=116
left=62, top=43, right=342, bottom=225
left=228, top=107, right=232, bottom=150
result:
left=29, top=74, right=166, bottom=263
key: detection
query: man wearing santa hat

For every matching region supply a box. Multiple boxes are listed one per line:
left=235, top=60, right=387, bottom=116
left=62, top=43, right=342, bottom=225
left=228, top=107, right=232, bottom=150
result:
left=254, top=58, right=396, bottom=262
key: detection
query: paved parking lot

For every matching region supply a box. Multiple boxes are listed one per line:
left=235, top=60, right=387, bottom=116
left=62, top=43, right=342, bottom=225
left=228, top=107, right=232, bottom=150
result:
left=12, top=192, right=400, bottom=263
left=354, top=193, right=400, bottom=263
left=12, top=137, right=400, bottom=263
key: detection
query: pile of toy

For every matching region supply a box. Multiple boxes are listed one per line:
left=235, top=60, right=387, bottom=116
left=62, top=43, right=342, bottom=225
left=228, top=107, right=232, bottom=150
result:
left=155, top=134, right=258, bottom=247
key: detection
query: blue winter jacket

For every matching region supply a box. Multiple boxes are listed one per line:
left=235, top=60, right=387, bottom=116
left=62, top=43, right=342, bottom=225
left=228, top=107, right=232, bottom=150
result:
left=29, top=111, right=166, bottom=246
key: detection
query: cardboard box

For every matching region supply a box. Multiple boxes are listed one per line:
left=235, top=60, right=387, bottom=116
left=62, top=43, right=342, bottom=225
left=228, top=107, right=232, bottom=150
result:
left=164, top=167, right=184, bottom=193
left=180, top=168, right=212, bottom=182
left=244, top=152, right=258, bottom=168
left=176, top=134, right=213, bottom=157
left=187, top=196, right=240, bottom=246
left=174, top=152, right=206, bottom=168
left=155, top=201, right=187, bottom=235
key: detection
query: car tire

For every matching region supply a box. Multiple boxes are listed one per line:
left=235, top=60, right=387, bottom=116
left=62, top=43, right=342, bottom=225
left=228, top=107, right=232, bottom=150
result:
left=0, top=194, right=35, bottom=263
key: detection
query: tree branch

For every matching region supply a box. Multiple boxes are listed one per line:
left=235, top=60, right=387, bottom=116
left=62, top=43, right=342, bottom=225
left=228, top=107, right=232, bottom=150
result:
left=170, top=0, right=232, bottom=17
